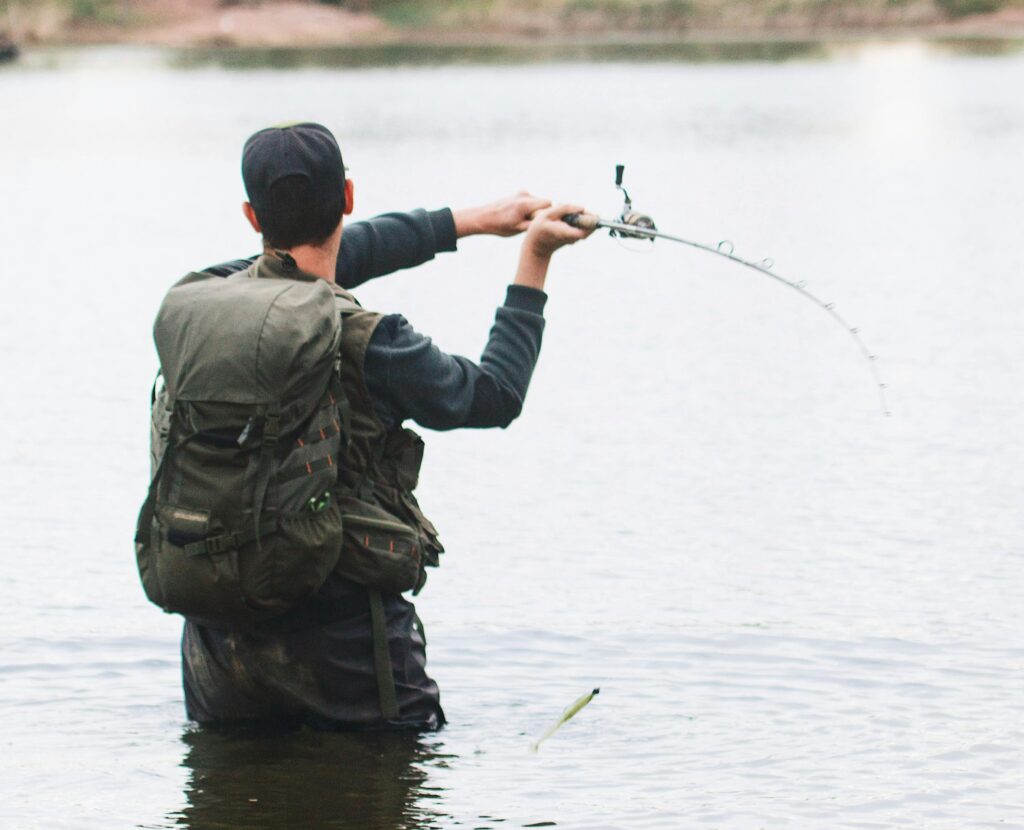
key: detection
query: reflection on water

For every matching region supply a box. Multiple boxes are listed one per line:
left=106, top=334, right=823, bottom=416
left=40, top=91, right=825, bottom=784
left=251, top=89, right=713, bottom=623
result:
left=175, top=726, right=449, bottom=830
left=6, top=37, right=1022, bottom=74
left=5, top=39, right=829, bottom=73
left=6, top=36, right=1022, bottom=74
left=926, top=35, right=1024, bottom=56
left=168, top=40, right=829, bottom=70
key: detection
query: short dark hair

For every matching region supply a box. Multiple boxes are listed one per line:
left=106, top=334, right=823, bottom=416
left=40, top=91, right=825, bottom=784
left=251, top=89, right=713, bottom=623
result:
left=256, top=174, right=345, bottom=249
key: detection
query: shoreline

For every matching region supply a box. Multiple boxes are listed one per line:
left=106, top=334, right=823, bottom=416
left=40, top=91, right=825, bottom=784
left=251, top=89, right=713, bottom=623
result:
left=4, top=32, right=1024, bottom=74
left=2, top=1, right=1024, bottom=51
left=6, top=34, right=1020, bottom=74
left=9, top=29, right=1024, bottom=51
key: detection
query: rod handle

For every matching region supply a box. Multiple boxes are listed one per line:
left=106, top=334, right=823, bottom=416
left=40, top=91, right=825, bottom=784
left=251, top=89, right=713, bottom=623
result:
left=615, top=164, right=624, bottom=187
left=563, top=212, right=599, bottom=231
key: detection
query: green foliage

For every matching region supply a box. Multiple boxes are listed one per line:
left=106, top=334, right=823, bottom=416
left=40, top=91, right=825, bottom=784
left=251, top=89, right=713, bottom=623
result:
left=369, top=1, right=445, bottom=27
left=312, top=0, right=433, bottom=25
left=0, top=0, right=128, bottom=24
left=561, top=0, right=696, bottom=26
left=71, top=0, right=127, bottom=23
left=318, top=0, right=698, bottom=26
left=934, top=0, right=1003, bottom=15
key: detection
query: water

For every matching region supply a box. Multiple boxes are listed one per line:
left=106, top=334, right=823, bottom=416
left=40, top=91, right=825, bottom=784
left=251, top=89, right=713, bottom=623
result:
left=1, top=40, right=1023, bottom=829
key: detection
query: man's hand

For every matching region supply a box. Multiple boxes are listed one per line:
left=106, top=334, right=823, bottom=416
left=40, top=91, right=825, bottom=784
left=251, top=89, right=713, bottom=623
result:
left=514, top=204, right=594, bottom=291
left=522, top=204, right=593, bottom=258
left=453, top=192, right=552, bottom=238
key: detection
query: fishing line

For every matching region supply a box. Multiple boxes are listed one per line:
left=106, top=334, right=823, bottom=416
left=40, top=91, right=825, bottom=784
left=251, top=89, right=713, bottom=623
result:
left=566, top=166, right=891, bottom=416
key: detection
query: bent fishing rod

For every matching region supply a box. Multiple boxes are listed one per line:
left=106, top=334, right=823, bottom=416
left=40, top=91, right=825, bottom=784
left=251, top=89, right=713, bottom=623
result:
left=564, top=165, right=891, bottom=416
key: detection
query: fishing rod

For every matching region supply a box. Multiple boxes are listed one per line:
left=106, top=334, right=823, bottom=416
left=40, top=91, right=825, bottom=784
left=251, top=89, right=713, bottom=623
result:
left=565, top=165, right=891, bottom=416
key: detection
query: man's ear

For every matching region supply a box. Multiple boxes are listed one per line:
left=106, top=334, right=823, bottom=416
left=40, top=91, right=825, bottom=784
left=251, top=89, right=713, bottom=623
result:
left=242, top=202, right=262, bottom=233
left=343, top=179, right=355, bottom=216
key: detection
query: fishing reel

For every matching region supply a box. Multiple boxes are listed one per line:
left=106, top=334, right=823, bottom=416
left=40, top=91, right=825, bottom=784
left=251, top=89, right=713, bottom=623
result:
left=563, top=164, right=657, bottom=239
left=609, top=164, right=657, bottom=240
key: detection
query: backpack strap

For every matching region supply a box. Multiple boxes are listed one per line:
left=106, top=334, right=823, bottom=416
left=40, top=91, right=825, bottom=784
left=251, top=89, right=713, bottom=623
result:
left=134, top=452, right=167, bottom=548
left=327, top=373, right=351, bottom=453
left=182, top=517, right=278, bottom=558
left=135, top=412, right=193, bottom=547
left=333, top=287, right=398, bottom=720
left=150, top=370, right=162, bottom=406
left=250, top=408, right=281, bottom=549
left=335, top=296, right=362, bottom=315
left=367, top=588, right=399, bottom=721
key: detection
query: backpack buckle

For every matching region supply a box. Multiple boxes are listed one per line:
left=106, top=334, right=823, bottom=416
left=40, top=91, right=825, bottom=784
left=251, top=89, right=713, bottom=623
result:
left=201, top=533, right=239, bottom=556
left=263, top=414, right=281, bottom=446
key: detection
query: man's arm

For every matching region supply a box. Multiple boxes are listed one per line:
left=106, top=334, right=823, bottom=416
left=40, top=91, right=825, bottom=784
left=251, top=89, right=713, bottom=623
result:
left=337, top=209, right=455, bottom=289
left=365, top=204, right=591, bottom=431
left=200, top=209, right=453, bottom=280
left=203, top=194, right=550, bottom=283
left=339, top=194, right=551, bottom=289
left=365, top=286, right=547, bottom=431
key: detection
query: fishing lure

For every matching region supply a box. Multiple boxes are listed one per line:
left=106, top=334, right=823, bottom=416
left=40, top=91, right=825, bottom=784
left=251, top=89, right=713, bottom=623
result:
left=565, top=166, right=890, bottom=416
left=530, top=688, right=600, bottom=753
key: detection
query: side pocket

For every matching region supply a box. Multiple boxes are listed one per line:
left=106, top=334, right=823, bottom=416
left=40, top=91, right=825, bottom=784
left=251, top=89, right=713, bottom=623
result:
left=254, top=500, right=344, bottom=610
left=335, top=494, right=422, bottom=594
left=147, top=503, right=256, bottom=624
left=398, top=490, right=445, bottom=569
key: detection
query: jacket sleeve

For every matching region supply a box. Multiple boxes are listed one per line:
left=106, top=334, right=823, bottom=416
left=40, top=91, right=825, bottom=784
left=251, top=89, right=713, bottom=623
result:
left=363, top=286, right=547, bottom=431
left=201, top=208, right=457, bottom=281
left=337, top=208, right=457, bottom=289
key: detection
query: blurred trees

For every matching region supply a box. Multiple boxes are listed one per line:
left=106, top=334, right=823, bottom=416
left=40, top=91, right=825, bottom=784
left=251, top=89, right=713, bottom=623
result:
left=0, top=0, right=1019, bottom=37
left=312, top=0, right=1016, bottom=20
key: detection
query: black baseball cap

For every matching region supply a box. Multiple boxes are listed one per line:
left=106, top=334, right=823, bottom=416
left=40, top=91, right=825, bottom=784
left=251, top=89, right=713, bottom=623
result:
left=241, top=122, right=346, bottom=215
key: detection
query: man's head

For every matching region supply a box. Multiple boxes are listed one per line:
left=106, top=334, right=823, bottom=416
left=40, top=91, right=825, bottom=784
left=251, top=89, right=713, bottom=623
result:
left=241, top=122, right=353, bottom=250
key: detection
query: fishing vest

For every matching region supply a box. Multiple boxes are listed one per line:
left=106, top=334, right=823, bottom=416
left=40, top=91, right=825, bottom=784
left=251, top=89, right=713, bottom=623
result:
left=328, top=280, right=445, bottom=722
left=329, top=282, right=445, bottom=594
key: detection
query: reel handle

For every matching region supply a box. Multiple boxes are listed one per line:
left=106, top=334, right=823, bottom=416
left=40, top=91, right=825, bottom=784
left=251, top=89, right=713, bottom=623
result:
left=562, top=212, right=600, bottom=231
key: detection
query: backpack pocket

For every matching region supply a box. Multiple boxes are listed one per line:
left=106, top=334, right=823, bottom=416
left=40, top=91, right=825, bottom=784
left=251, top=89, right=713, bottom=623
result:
left=335, top=494, right=422, bottom=594
left=140, top=497, right=343, bottom=628
left=263, top=499, right=344, bottom=608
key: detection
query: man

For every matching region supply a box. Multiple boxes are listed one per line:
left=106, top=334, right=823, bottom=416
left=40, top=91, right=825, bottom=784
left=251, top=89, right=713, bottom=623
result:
left=177, top=122, right=591, bottom=730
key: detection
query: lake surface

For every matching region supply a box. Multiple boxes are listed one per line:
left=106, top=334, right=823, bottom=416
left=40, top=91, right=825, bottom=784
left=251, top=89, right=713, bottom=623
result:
left=1, top=40, right=1022, bottom=829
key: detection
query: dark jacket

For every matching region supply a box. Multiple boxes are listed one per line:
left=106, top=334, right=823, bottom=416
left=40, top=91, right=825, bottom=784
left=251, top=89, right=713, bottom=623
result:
left=182, top=208, right=547, bottom=730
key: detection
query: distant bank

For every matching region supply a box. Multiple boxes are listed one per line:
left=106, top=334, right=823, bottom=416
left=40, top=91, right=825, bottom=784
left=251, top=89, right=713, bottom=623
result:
left=1, top=26, right=20, bottom=61
left=2, top=0, right=1024, bottom=49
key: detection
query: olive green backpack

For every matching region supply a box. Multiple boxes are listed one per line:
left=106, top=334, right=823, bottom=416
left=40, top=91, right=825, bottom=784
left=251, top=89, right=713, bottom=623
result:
left=135, top=267, right=351, bottom=628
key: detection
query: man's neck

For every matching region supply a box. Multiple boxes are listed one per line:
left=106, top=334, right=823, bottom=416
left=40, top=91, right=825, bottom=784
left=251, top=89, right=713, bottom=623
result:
left=266, top=244, right=338, bottom=283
